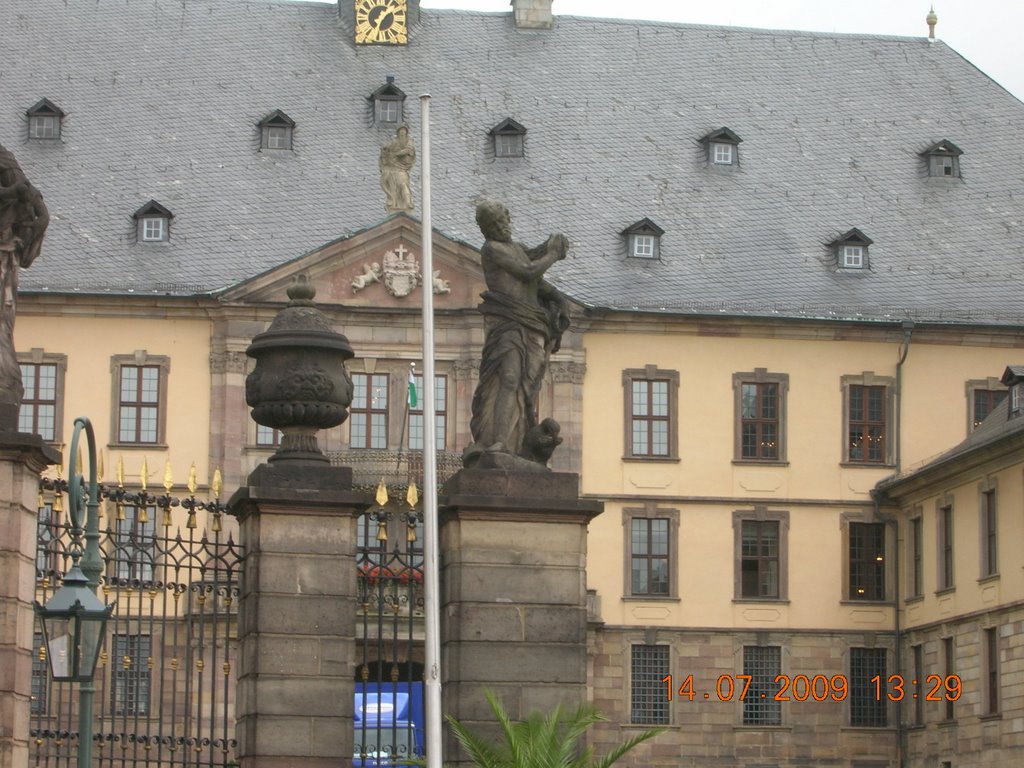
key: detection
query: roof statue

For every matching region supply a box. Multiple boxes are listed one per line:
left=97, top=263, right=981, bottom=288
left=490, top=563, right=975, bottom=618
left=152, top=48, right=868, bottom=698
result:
left=463, top=200, right=569, bottom=471
left=379, top=124, right=415, bottom=214
left=0, top=144, right=48, bottom=430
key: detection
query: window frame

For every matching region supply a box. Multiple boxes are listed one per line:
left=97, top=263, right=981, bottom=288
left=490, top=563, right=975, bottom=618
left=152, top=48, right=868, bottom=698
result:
left=630, top=644, right=670, bottom=725
left=17, top=351, right=66, bottom=443
left=630, top=234, right=656, bottom=259
left=109, top=352, right=170, bottom=448
left=979, top=479, right=998, bottom=579
left=733, top=369, right=789, bottom=463
left=255, top=423, right=283, bottom=448
left=841, top=373, right=895, bottom=466
left=712, top=142, right=734, bottom=165
left=966, top=378, right=1007, bottom=433
left=849, top=647, right=888, bottom=727
left=847, top=520, right=888, bottom=606
left=622, top=504, right=679, bottom=600
left=140, top=216, right=167, bottom=242
left=841, top=511, right=893, bottom=603
left=110, top=633, right=152, bottom=717
left=936, top=495, right=955, bottom=593
left=350, top=372, right=390, bottom=449
left=622, top=365, right=679, bottom=461
left=26, top=99, right=64, bottom=141
left=984, top=626, right=1000, bottom=715
left=408, top=373, right=447, bottom=451
left=942, top=636, right=955, bottom=721
left=376, top=97, right=402, bottom=125
left=733, top=508, right=789, bottom=602
left=848, top=521, right=886, bottom=601
left=742, top=645, right=782, bottom=725
left=907, top=512, right=923, bottom=600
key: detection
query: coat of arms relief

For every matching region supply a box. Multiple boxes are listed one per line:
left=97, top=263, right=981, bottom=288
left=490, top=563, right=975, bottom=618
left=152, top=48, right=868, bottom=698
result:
left=351, top=244, right=451, bottom=297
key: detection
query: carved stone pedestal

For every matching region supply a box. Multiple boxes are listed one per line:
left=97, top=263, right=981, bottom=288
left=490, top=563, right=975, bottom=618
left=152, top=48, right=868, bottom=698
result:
left=0, top=434, right=59, bottom=768
left=439, top=470, right=602, bottom=764
left=229, top=463, right=366, bottom=768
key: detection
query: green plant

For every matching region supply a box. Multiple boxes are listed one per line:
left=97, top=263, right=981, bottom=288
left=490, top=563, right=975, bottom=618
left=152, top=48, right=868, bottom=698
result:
left=443, top=690, right=664, bottom=768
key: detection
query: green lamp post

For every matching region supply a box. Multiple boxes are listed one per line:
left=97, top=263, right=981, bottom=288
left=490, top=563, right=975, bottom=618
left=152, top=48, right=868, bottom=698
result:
left=34, top=416, right=113, bottom=766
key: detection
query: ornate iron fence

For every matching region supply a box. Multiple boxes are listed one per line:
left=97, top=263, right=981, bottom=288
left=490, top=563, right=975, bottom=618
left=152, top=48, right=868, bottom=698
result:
left=31, top=478, right=242, bottom=768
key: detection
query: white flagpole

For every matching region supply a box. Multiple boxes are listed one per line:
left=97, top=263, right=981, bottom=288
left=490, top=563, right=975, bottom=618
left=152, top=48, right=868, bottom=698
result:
left=419, top=92, right=443, bottom=768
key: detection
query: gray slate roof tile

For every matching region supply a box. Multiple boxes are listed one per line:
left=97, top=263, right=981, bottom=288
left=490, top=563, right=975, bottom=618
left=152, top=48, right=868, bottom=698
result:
left=2, top=0, right=1023, bottom=324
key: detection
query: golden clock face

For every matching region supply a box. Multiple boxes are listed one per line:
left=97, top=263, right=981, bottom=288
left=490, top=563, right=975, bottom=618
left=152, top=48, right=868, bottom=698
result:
left=355, top=0, right=408, bottom=45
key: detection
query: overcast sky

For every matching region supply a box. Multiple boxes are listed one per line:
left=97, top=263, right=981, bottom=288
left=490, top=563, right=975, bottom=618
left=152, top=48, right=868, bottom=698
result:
left=410, top=0, right=1024, bottom=102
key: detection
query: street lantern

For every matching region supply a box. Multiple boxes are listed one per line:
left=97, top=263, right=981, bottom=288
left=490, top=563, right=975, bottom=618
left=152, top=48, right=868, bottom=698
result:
left=35, top=560, right=113, bottom=682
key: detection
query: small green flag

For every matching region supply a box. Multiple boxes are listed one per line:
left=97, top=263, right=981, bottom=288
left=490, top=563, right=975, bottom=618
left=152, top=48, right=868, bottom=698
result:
left=407, top=369, right=418, bottom=408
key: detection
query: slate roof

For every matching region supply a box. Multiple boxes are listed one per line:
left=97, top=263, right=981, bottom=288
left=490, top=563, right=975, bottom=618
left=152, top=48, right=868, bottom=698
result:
left=2, top=0, right=1024, bottom=324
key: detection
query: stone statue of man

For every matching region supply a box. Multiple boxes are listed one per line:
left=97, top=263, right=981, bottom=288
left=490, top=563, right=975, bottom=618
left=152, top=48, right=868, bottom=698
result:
left=379, top=124, right=416, bottom=213
left=463, top=200, right=570, bottom=470
left=0, top=145, right=49, bottom=430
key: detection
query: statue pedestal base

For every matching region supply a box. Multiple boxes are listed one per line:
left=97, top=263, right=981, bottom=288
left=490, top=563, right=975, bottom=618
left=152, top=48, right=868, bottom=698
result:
left=439, top=469, right=602, bottom=765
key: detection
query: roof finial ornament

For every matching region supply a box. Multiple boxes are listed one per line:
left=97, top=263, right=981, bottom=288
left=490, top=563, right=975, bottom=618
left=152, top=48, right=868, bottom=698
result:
left=926, top=6, right=938, bottom=41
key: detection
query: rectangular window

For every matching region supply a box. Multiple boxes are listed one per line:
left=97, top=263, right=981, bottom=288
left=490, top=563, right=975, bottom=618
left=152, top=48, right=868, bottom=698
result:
left=631, top=379, right=669, bottom=456
left=377, top=100, right=400, bottom=124
left=408, top=374, right=446, bottom=451
left=742, top=645, right=782, bottom=725
left=35, top=502, right=60, bottom=579
left=741, top=520, right=779, bottom=599
left=848, top=385, right=886, bottom=463
left=740, top=382, right=779, bottom=459
left=850, top=648, right=887, bottom=727
left=849, top=522, right=885, bottom=600
left=910, top=516, right=923, bottom=598
left=111, top=634, right=152, bottom=716
left=630, top=645, right=669, bottom=725
left=912, top=644, right=923, bottom=725
left=630, top=518, right=669, bottom=596
left=31, top=632, right=48, bottom=714
left=19, top=362, right=58, bottom=440
left=985, top=627, right=999, bottom=714
left=255, top=424, right=282, bottom=447
left=972, top=389, right=1007, bottom=430
left=494, top=134, right=523, bottom=158
left=350, top=373, right=389, bottom=449
left=843, top=245, right=864, bottom=268
left=30, top=115, right=57, bottom=139
left=141, top=217, right=166, bottom=242
left=938, top=504, right=954, bottom=590
left=712, top=143, right=733, bottom=165
left=265, top=125, right=290, bottom=150
left=112, top=505, right=156, bottom=584
left=631, top=234, right=655, bottom=258
left=981, top=489, right=997, bottom=577
left=118, top=365, right=161, bottom=443
left=943, top=636, right=955, bottom=721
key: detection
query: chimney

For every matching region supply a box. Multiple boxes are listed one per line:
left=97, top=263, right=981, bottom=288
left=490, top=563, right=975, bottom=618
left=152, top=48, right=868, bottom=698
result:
left=511, top=0, right=553, bottom=30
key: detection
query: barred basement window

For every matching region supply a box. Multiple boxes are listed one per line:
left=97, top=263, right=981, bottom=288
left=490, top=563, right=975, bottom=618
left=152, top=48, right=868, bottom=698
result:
left=631, top=645, right=669, bottom=725
left=742, top=646, right=782, bottom=725
left=850, top=648, right=887, bottom=727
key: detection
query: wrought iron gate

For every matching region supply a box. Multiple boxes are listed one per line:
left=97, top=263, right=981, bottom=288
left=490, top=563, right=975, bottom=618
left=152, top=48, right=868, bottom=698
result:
left=31, top=477, right=242, bottom=768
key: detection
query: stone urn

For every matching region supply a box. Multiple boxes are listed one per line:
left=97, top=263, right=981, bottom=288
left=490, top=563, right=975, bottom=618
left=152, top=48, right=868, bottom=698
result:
left=245, top=274, right=354, bottom=463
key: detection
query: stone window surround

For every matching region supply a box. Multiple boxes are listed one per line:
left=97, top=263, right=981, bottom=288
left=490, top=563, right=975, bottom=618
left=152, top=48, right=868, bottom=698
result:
left=732, top=368, right=789, bottom=464
left=840, top=510, right=894, bottom=604
left=627, top=639, right=671, bottom=726
left=621, top=364, right=679, bottom=461
left=622, top=503, right=680, bottom=600
left=905, top=506, right=924, bottom=601
left=16, top=348, right=67, bottom=444
left=109, top=351, right=170, bottom=449
left=733, top=506, right=790, bottom=602
left=978, top=476, right=998, bottom=580
left=966, top=377, right=1007, bottom=433
left=840, top=371, right=896, bottom=467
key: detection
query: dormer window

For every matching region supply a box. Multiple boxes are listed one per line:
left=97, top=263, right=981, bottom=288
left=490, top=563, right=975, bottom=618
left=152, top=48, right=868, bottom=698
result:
left=831, top=228, right=873, bottom=271
left=1000, top=366, right=1024, bottom=419
left=369, top=76, right=406, bottom=125
left=26, top=99, right=65, bottom=141
left=699, top=127, right=742, bottom=166
left=258, top=110, right=295, bottom=151
left=132, top=200, right=173, bottom=243
left=489, top=118, right=526, bottom=158
left=622, top=218, right=665, bottom=260
left=921, top=140, right=963, bottom=178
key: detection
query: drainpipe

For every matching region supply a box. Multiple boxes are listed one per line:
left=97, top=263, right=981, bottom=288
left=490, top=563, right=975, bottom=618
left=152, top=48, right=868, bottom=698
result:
left=876, top=488, right=905, bottom=768
left=894, top=320, right=914, bottom=474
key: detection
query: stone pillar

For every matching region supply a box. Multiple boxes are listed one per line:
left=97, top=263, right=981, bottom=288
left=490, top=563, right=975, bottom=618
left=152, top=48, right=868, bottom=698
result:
left=0, top=434, right=59, bottom=768
left=228, top=463, right=367, bottom=768
left=439, top=469, right=602, bottom=762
